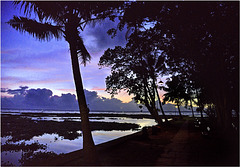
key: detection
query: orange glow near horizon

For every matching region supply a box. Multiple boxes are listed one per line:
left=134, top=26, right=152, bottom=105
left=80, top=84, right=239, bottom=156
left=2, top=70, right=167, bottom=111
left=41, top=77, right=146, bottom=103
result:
left=97, top=90, right=133, bottom=103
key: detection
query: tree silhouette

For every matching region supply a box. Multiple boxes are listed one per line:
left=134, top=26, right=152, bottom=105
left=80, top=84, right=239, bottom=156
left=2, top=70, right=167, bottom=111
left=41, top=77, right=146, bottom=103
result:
left=7, top=1, right=121, bottom=164
left=162, top=77, right=187, bottom=119
left=112, top=1, right=239, bottom=134
left=155, top=82, right=168, bottom=123
left=99, top=30, right=168, bottom=125
left=173, top=75, right=197, bottom=118
left=182, top=90, right=195, bottom=118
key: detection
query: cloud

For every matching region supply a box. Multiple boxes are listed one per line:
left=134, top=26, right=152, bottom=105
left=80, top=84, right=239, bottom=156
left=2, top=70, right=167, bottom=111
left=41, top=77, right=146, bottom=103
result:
left=57, top=89, right=76, bottom=93
left=1, top=86, right=28, bottom=95
left=83, top=18, right=128, bottom=53
left=3, top=66, right=57, bottom=72
left=1, top=86, right=142, bottom=111
left=1, top=86, right=193, bottom=112
left=1, top=86, right=77, bottom=110
left=1, top=48, right=22, bottom=55
left=162, top=103, right=196, bottom=112
left=19, top=79, right=72, bottom=85
left=91, top=87, right=106, bottom=91
left=162, top=103, right=178, bottom=111
left=24, top=88, right=53, bottom=107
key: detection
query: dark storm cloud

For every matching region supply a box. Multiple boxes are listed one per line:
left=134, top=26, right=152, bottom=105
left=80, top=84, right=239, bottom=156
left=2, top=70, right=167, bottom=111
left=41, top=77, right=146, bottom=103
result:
left=1, top=86, right=28, bottom=95
left=1, top=86, right=74, bottom=110
left=50, top=94, right=78, bottom=110
left=84, top=89, right=142, bottom=111
left=24, top=88, right=53, bottom=107
left=1, top=86, right=193, bottom=112
left=83, top=18, right=128, bottom=53
left=1, top=86, right=142, bottom=111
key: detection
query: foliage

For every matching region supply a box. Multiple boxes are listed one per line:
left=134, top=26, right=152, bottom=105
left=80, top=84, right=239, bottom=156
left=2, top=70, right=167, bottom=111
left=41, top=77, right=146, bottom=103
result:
left=8, top=1, right=122, bottom=66
left=162, top=77, right=185, bottom=106
left=162, top=76, right=187, bottom=118
left=109, top=1, right=239, bottom=131
left=99, top=30, right=168, bottom=124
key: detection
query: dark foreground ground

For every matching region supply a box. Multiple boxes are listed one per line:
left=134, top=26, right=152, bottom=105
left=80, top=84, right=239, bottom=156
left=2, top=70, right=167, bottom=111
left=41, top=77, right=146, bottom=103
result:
left=24, top=118, right=239, bottom=166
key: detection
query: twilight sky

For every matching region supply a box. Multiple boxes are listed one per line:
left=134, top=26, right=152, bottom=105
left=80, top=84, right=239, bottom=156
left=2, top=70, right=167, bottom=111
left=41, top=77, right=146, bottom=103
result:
left=1, top=1, right=170, bottom=111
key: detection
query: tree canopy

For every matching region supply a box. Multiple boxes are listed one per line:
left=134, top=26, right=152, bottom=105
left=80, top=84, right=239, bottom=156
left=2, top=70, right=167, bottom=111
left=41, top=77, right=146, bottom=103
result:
left=99, top=30, right=169, bottom=124
left=103, top=1, right=239, bottom=133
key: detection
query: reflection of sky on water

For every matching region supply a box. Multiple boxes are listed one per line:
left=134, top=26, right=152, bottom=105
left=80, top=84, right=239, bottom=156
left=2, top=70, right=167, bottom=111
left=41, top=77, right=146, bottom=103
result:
left=1, top=136, right=12, bottom=145
left=91, top=117, right=157, bottom=129
left=1, top=151, right=22, bottom=166
left=92, top=130, right=134, bottom=145
left=27, top=116, right=158, bottom=129
left=1, top=129, right=143, bottom=166
left=1, top=115, right=158, bottom=166
left=1, top=109, right=194, bottom=166
left=29, top=134, right=82, bottom=154
left=24, top=130, right=138, bottom=153
left=15, top=117, right=157, bottom=153
left=29, top=116, right=171, bottom=128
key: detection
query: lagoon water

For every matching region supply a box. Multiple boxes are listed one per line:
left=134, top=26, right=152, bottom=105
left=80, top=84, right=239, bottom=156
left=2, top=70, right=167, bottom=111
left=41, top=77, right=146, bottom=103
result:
left=1, top=108, right=205, bottom=116
left=1, top=109, right=206, bottom=166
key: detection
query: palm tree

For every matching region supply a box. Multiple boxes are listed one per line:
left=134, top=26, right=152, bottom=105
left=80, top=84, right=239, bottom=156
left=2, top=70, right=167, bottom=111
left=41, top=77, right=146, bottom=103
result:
left=153, top=80, right=168, bottom=123
left=162, top=77, right=186, bottom=119
left=183, top=89, right=195, bottom=118
left=7, top=1, right=118, bottom=164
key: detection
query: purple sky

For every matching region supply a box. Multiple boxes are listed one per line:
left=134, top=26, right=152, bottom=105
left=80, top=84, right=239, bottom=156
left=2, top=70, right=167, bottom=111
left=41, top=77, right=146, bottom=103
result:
left=1, top=1, right=170, bottom=110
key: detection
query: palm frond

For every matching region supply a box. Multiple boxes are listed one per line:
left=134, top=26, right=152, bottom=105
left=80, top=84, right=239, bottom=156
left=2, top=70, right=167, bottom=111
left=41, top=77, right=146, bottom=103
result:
left=76, top=36, right=91, bottom=66
left=13, top=1, right=65, bottom=24
left=7, top=16, right=63, bottom=41
left=125, top=27, right=134, bottom=40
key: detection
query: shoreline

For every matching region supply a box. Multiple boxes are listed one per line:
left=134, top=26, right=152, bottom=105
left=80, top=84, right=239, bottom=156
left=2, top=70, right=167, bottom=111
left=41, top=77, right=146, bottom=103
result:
left=24, top=118, right=239, bottom=166
left=1, top=112, right=168, bottom=166
left=1, top=115, right=238, bottom=166
left=30, top=129, right=145, bottom=166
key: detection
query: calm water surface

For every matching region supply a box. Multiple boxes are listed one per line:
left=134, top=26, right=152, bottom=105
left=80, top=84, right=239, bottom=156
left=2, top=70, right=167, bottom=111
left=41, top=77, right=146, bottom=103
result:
left=1, top=109, right=206, bottom=165
left=1, top=109, right=161, bottom=166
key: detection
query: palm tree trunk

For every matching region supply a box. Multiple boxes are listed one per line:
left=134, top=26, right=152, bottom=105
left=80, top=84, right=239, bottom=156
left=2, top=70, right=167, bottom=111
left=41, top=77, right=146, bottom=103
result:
left=200, top=108, right=204, bottom=119
left=177, top=103, right=183, bottom=119
left=190, top=99, right=195, bottom=118
left=155, top=86, right=168, bottom=122
left=196, top=89, right=204, bottom=120
left=69, top=42, right=97, bottom=165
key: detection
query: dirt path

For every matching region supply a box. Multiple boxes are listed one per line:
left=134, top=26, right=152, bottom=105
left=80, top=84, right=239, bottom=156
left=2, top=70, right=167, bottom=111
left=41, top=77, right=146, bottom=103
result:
left=156, top=120, right=190, bottom=165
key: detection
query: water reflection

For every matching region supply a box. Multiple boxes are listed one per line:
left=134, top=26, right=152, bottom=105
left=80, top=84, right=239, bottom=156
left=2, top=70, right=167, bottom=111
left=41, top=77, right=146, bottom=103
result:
left=1, top=130, right=144, bottom=166
left=1, top=151, right=22, bottom=166
left=1, top=114, right=158, bottom=166
left=91, top=117, right=157, bottom=129
left=30, top=134, right=81, bottom=154
left=24, top=116, right=158, bottom=129
left=92, top=130, right=134, bottom=145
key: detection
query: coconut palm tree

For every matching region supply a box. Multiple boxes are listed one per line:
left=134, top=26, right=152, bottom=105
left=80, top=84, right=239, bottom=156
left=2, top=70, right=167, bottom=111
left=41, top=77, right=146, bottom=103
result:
left=7, top=1, right=119, bottom=164
left=153, top=80, right=168, bottom=122
left=182, top=89, right=195, bottom=118
left=162, top=77, right=186, bottom=119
